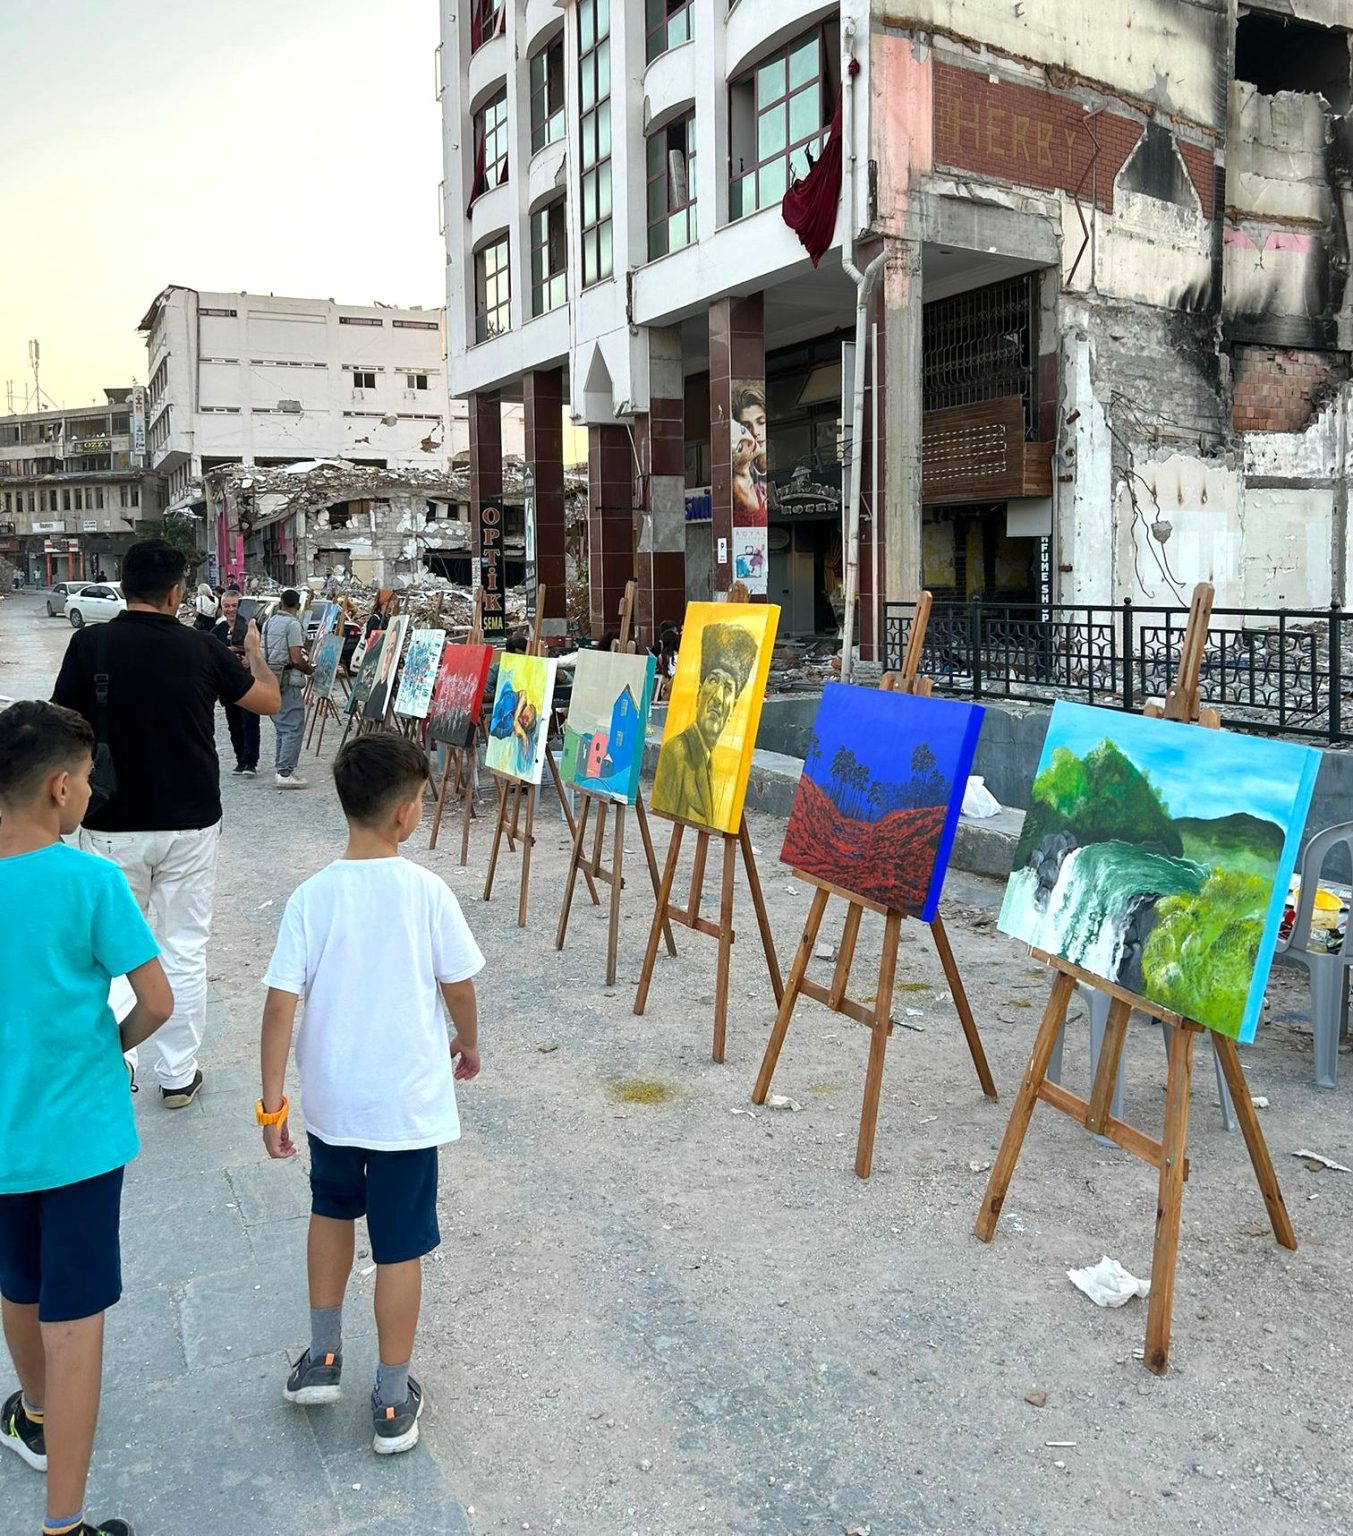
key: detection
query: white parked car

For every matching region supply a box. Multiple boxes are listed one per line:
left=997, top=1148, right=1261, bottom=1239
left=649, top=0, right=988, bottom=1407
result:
left=67, top=582, right=126, bottom=627
left=45, top=581, right=94, bottom=617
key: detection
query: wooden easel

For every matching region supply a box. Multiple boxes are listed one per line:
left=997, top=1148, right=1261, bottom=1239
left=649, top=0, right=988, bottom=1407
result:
left=632, top=588, right=783, bottom=1062
left=429, top=591, right=485, bottom=864
left=973, top=582, right=1296, bottom=1374
left=752, top=592, right=998, bottom=1177
left=306, top=693, right=343, bottom=755
left=482, top=588, right=601, bottom=925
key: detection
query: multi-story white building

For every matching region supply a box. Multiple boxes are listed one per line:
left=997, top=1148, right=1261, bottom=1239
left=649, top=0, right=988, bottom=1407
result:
left=137, top=287, right=466, bottom=511
left=0, top=388, right=162, bottom=584
left=442, top=0, right=1353, bottom=654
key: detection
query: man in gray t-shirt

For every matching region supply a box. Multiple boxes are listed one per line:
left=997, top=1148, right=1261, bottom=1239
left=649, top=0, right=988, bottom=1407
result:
left=261, top=589, right=314, bottom=788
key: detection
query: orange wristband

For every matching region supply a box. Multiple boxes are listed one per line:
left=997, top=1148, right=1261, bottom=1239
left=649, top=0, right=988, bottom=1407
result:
left=255, top=1096, right=289, bottom=1127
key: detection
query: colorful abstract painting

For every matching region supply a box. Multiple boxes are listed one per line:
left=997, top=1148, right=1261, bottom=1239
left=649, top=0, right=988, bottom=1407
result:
left=651, top=602, right=779, bottom=834
left=428, top=643, right=493, bottom=747
left=346, top=632, right=384, bottom=716
left=310, top=634, right=343, bottom=701
left=363, top=615, right=408, bottom=723
left=393, top=628, right=447, bottom=719
left=998, top=701, right=1321, bottom=1042
left=484, top=652, right=557, bottom=785
left=562, top=651, right=656, bottom=805
left=781, top=686, right=985, bottom=921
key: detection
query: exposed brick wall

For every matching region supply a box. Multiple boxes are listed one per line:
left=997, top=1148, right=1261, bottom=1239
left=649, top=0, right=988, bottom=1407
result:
left=931, top=63, right=1216, bottom=219
left=1231, top=345, right=1350, bottom=434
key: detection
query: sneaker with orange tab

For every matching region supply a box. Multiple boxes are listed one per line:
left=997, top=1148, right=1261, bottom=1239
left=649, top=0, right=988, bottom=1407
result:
left=283, top=1347, right=343, bottom=1406
left=371, top=1375, right=423, bottom=1455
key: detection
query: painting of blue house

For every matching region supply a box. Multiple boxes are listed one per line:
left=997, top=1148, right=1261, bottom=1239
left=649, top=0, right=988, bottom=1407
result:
left=562, top=651, right=656, bottom=805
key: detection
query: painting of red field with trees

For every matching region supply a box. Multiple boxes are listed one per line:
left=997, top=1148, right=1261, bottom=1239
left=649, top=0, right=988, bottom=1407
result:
left=780, top=686, right=985, bottom=920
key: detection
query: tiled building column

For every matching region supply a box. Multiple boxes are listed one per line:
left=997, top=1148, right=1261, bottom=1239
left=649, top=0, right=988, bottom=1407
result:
left=635, top=326, right=686, bottom=642
left=469, top=391, right=505, bottom=636
left=587, top=424, right=634, bottom=640
left=709, top=294, right=764, bottom=596
left=881, top=238, right=923, bottom=615
left=522, top=368, right=567, bottom=638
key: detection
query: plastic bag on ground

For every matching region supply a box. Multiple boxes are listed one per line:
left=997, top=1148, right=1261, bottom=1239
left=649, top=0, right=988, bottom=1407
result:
left=962, top=776, right=1001, bottom=819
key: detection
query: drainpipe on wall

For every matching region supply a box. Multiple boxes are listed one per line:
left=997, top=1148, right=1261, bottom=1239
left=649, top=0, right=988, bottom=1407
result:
left=839, top=18, right=885, bottom=684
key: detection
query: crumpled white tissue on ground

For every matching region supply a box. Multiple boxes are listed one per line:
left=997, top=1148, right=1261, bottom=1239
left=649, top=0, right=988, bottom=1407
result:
left=1066, top=1256, right=1151, bottom=1307
left=962, top=776, right=1001, bottom=818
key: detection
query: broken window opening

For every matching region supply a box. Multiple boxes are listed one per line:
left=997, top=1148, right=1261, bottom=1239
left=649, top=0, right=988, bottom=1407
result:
left=1234, top=13, right=1351, bottom=112
left=327, top=505, right=352, bottom=530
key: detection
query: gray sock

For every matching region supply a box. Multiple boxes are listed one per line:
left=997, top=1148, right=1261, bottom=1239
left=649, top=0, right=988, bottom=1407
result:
left=374, top=1358, right=410, bottom=1408
left=310, top=1305, right=343, bottom=1361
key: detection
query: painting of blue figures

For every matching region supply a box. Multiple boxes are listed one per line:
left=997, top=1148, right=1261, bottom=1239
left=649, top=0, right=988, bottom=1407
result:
left=781, top=684, right=984, bottom=921
left=998, top=701, right=1321, bottom=1042
left=562, top=650, right=656, bottom=805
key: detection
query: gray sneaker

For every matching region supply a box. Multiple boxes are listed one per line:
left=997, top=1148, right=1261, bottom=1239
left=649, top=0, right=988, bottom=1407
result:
left=371, top=1376, right=423, bottom=1455
left=284, top=1348, right=343, bottom=1406
left=274, top=772, right=308, bottom=789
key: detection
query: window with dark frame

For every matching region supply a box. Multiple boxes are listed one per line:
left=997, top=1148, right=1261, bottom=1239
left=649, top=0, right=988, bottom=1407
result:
left=405, top=373, right=430, bottom=390
left=578, top=0, right=613, bottom=288
left=352, top=370, right=377, bottom=390
left=730, top=26, right=833, bottom=220
left=470, top=0, right=504, bottom=53
left=530, top=200, right=568, bottom=316
left=530, top=36, right=566, bottom=153
left=472, top=89, right=510, bottom=201
left=475, top=234, right=511, bottom=343
left=646, top=111, right=697, bottom=259
left=645, top=0, right=692, bottom=63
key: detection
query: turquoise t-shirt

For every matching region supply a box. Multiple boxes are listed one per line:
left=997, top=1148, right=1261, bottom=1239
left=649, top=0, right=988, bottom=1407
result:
left=0, top=843, right=159, bottom=1194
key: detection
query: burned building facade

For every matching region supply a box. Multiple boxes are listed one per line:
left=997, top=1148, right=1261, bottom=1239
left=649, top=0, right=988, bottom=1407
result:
left=440, top=0, right=1351, bottom=650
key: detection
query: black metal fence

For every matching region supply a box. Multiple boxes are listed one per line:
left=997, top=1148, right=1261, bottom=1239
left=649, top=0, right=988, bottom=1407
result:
left=882, top=598, right=1350, bottom=744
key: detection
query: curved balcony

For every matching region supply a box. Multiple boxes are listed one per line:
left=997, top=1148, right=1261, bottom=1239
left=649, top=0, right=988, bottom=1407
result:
left=468, top=180, right=514, bottom=252
left=524, top=0, right=562, bottom=56
left=467, top=31, right=508, bottom=112
left=726, top=0, right=837, bottom=83
left=528, top=138, right=568, bottom=211
left=642, top=40, right=696, bottom=131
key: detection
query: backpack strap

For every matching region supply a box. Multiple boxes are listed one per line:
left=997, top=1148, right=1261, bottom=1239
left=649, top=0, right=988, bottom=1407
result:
left=92, top=621, right=111, bottom=745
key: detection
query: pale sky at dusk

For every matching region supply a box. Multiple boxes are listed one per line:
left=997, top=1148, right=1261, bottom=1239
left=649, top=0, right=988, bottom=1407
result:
left=0, top=0, right=445, bottom=409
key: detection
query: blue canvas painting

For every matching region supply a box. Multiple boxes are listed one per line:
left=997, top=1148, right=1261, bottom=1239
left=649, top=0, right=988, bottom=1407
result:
left=562, top=650, right=656, bottom=805
left=781, top=685, right=984, bottom=921
left=998, top=701, right=1321, bottom=1041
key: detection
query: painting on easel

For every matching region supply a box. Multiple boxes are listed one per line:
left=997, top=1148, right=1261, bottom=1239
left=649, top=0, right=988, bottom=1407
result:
left=310, top=634, right=343, bottom=700
left=562, top=651, right=656, bottom=805
left=363, top=614, right=408, bottom=723
left=999, top=701, right=1320, bottom=1041
left=485, top=652, right=557, bottom=784
left=650, top=603, right=779, bottom=834
left=428, top=643, right=493, bottom=746
left=781, top=685, right=984, bottom=921
left=394, top=628, right=447, bottom=719
left=346, top=632, right=384, bottom=716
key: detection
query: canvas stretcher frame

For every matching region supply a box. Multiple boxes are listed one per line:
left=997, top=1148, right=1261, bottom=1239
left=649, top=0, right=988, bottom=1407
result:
left=973, top=583, right=1298, bottom=1375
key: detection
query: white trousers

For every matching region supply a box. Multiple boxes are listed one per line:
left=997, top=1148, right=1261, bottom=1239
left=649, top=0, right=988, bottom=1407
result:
left=81, top=822, right=221, bottom=1090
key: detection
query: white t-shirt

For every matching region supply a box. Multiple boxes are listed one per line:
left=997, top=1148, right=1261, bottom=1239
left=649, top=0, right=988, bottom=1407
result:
left=262, top=857, right=485, bottom=1150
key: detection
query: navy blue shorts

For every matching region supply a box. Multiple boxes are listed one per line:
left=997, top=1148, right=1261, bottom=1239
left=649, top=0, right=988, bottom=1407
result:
left=0, top=1166, right=124, bottom=1322
left=306, top=1135, right=440, bottom=1265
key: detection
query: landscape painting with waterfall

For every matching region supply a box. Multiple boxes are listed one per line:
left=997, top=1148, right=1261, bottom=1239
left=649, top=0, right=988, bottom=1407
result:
left=998, top=701, right=1320, bottom=1042
left=780, top=685, right=984, bottom=920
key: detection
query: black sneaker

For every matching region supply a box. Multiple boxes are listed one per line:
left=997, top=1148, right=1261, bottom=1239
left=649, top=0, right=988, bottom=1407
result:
left=242, top=766, right=258, bottom=777
left=371, top=1375, right=424, bottom=1455
left=283, top=1347, right=343, bottom=1406
left=0, top=1389, right=45, bottom=1471
left=160, top=1069, right=204, bottom=1109
left=232, top=763, right=247, bottom=775
left=79, top=1520, right=137, bottom=1536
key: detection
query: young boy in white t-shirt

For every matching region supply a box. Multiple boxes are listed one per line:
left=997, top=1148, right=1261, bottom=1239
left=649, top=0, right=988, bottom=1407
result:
left=258, top=732, right=483, bottom=1456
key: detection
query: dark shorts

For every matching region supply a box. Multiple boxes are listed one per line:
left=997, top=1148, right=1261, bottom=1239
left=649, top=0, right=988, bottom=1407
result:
left=0, top=1166, right=124, bottom=1322
left=306, top=1135, right=440, bottom=1266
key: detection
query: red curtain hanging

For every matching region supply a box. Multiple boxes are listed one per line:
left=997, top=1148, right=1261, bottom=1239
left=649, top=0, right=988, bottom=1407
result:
left=781, top=78, right=848, bottom=268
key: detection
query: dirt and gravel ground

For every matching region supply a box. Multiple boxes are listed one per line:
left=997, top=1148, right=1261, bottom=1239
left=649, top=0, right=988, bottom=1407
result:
left=1, top=588, right=1350, bottom=1536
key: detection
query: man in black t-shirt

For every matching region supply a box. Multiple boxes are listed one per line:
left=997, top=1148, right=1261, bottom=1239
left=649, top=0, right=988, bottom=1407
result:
left=212, top=590, right=261, bottom=774
left=53, top=540, right=281, bottom=1107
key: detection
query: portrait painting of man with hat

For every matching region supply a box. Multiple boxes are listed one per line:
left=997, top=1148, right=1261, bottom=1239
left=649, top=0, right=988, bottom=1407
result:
left=651, top=606, right=777, bottom=832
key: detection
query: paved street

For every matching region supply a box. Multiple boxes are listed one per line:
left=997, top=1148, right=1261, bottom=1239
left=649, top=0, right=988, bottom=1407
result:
left=1, top=589, right=1351, bottom=1536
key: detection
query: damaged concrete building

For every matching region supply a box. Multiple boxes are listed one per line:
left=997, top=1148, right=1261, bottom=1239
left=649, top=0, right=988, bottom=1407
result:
left=205, top=456, right=588, bottom=591
left=440, top=0, right=1350, bottom=651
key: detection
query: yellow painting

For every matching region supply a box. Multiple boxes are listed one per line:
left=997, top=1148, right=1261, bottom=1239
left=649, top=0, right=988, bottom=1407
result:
left=651, top=602, right=780, bottom=833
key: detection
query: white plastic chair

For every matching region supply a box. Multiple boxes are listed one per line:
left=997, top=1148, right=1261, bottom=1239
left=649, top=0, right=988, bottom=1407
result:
left=1273, top=821, right=1353, bottom=1089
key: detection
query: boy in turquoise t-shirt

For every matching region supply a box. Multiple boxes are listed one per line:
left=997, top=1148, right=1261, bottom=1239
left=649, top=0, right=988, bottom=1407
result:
left=0, top=702, right=173, bottom=1536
